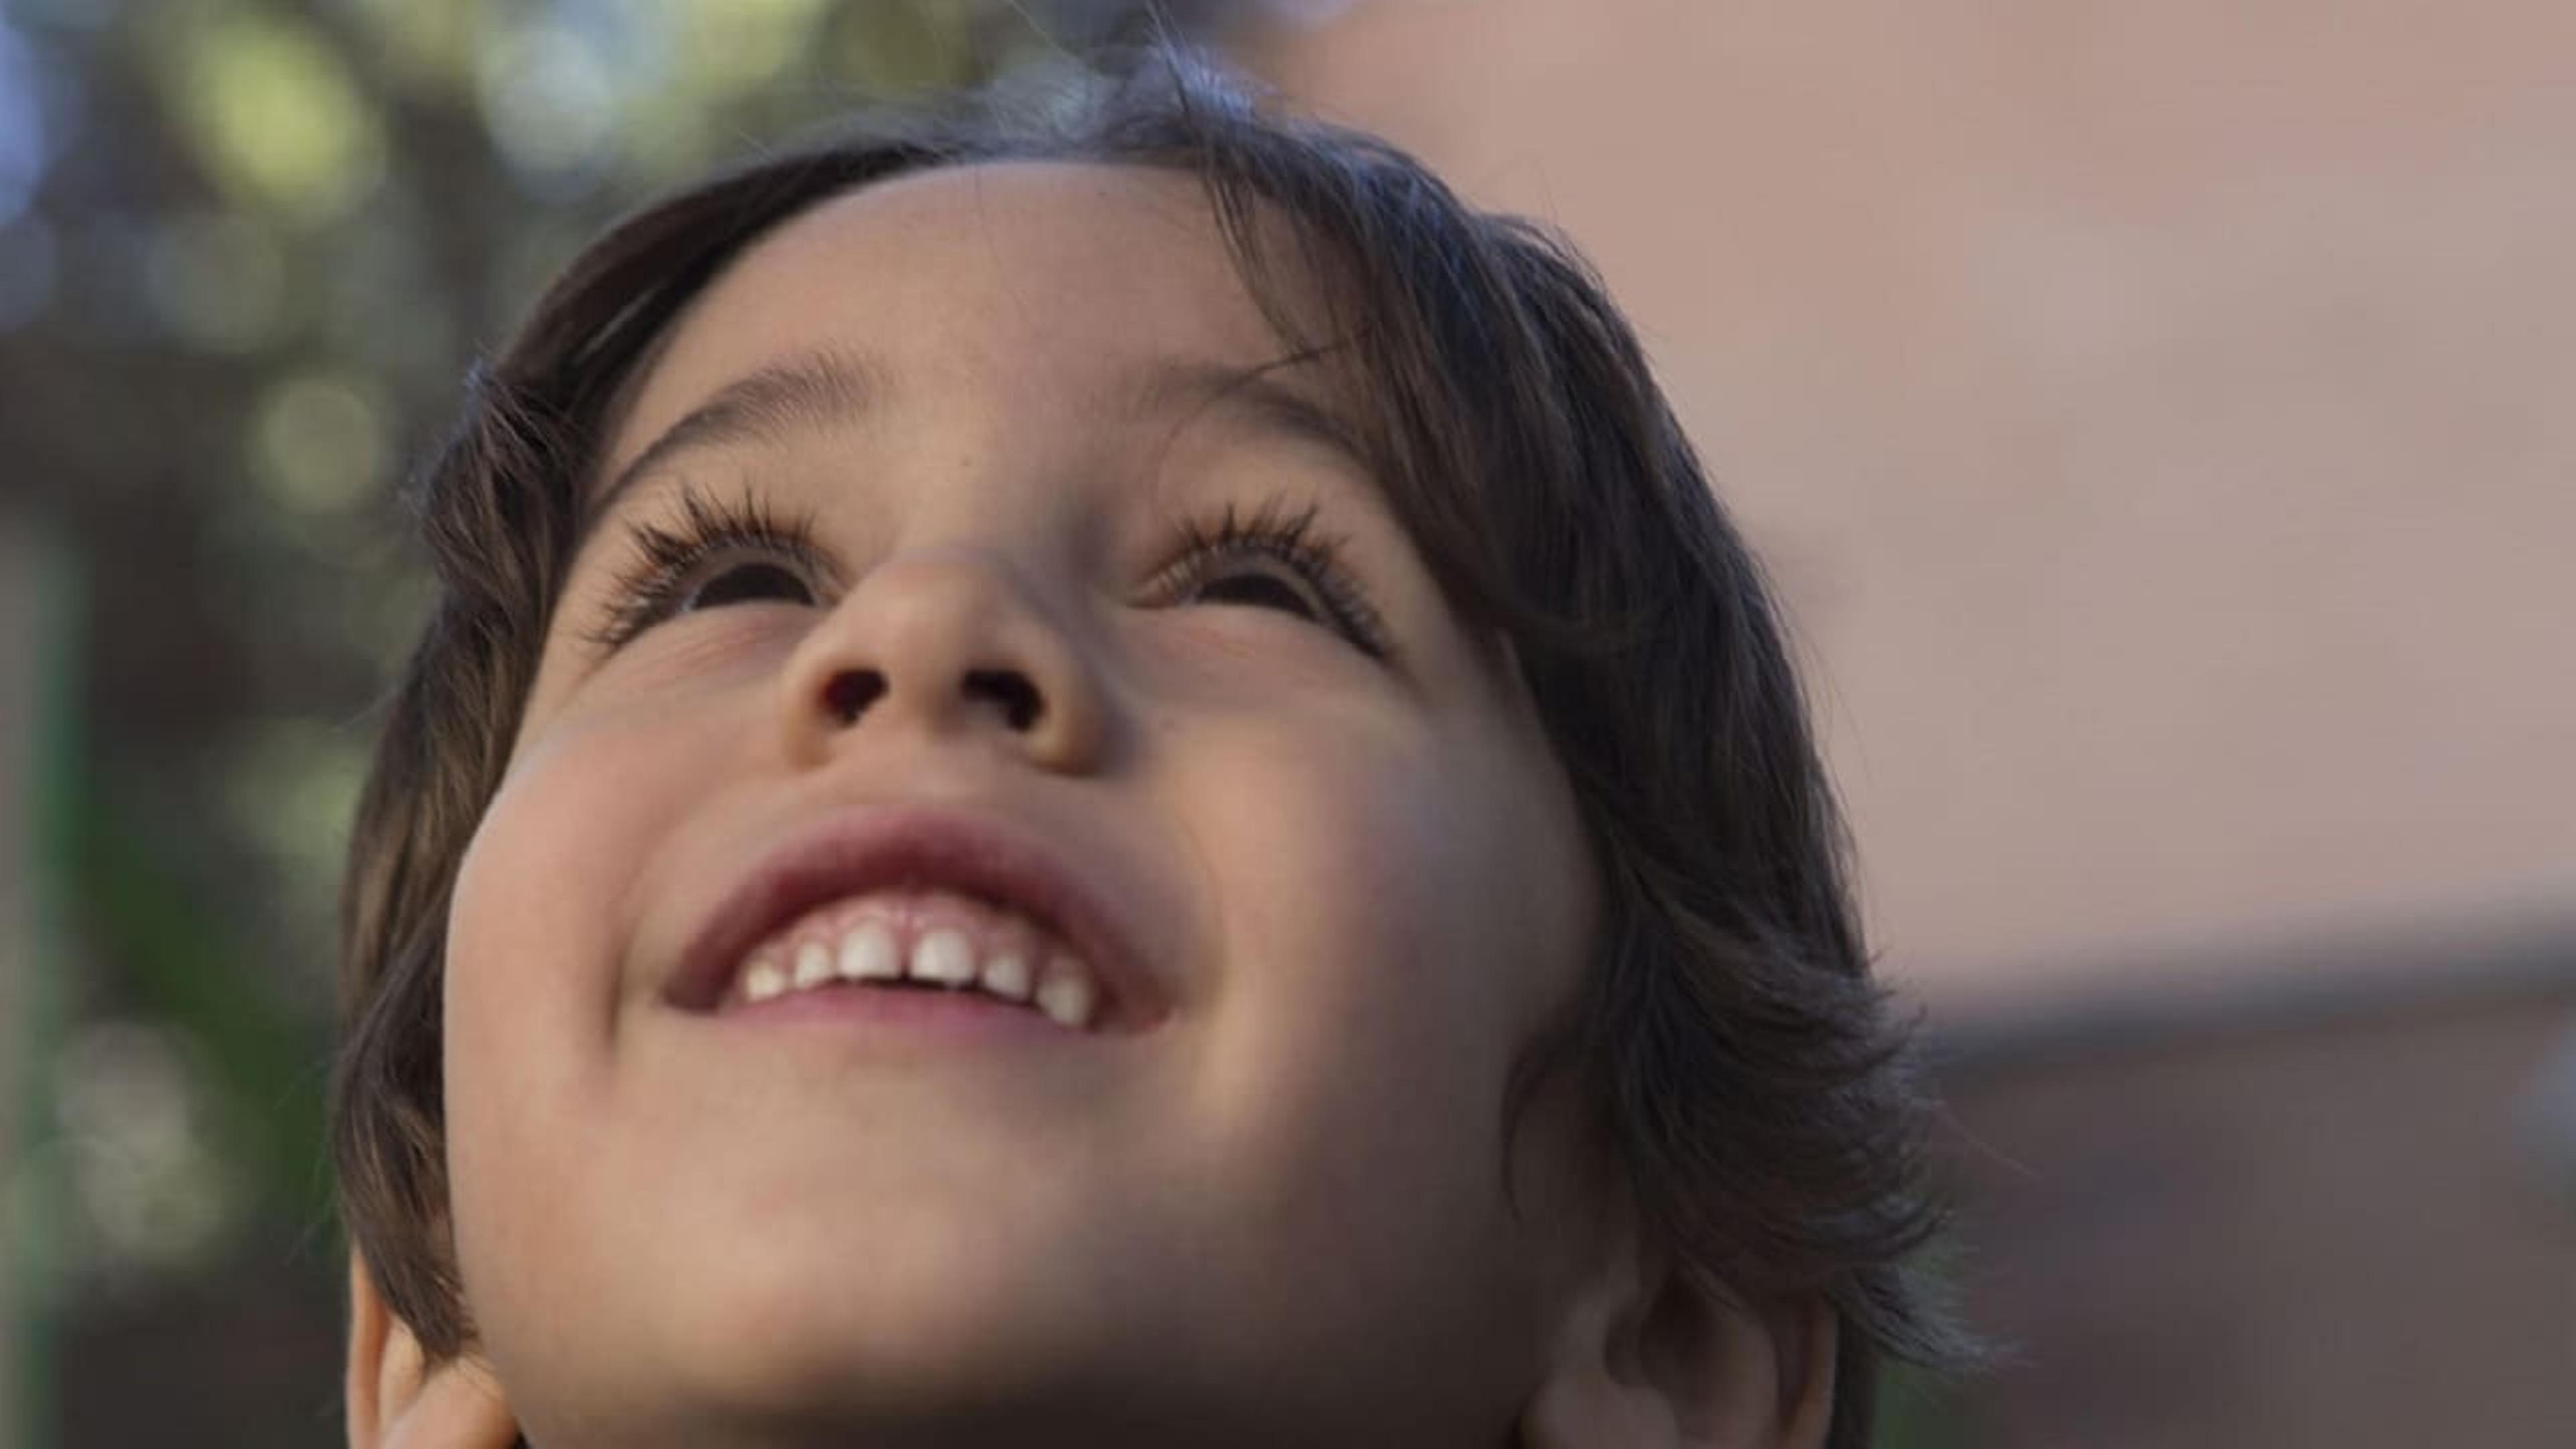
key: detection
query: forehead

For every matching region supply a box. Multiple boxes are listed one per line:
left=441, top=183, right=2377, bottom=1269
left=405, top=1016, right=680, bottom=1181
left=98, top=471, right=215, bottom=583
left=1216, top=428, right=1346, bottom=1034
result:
left=601, top=160, right=1314, bottom=479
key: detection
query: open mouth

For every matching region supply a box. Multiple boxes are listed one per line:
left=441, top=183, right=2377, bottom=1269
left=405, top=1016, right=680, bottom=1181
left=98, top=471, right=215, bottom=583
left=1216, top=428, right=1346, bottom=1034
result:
left=665, top=804, right=1167, bottom=1035
left=722, top=885, right=1105, bottom=1030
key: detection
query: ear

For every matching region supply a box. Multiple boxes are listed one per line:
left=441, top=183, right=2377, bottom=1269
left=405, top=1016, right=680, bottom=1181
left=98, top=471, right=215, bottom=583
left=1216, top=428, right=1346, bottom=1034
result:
left=345, top=1253, right=521, bottom=1449
left=1518, top=1189, right=1837, bottom=1449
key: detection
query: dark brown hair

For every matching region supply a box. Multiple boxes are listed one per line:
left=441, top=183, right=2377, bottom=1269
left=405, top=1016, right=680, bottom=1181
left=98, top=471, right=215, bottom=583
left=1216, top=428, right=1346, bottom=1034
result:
left=331, top=48, right=1968, bottom=1444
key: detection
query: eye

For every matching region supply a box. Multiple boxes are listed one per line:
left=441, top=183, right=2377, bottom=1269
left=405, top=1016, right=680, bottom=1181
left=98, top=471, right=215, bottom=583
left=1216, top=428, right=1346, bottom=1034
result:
left=583, top=486, right=830, bottom=653
left=682, top=557, right=816, bottom=612
left=1185, top=566, right=1326, bottom=620
left=1156, top=496, right=1395, bottom=660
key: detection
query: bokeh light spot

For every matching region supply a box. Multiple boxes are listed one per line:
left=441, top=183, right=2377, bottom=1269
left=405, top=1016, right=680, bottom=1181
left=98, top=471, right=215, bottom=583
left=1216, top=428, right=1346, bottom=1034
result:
left=221, top=717, right=368, bottom=936
left=57, top=1020, right=241, bottom=1281
left=177, top=13, right=385, bottom=224
left=249, top=374, right=387, bottom=517
left=476, top=14, right=621, bottom=195
left=676, top=0, right=829, bottom=96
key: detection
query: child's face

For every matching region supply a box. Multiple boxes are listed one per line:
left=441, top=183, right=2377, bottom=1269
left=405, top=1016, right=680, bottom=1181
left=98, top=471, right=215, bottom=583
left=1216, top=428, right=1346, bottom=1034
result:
left=440, top=162, right=1603, bottom=1446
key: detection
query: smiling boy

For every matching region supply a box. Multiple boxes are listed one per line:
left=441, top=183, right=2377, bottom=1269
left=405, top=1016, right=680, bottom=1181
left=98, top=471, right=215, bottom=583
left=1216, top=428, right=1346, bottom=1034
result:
left=333, top=55, right=1963, bottom=1449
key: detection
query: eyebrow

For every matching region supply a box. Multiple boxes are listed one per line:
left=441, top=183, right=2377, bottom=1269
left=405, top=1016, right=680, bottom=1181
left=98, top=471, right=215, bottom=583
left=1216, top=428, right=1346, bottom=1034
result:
left=1119, top=347, right=1371, bottom=482
left=585, top=345, right=1373, bottom=528
left=589, top=348, right=883, bottom=529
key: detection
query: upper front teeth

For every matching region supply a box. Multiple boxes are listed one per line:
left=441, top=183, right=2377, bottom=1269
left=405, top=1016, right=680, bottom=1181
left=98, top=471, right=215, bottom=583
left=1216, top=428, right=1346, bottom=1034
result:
left=981, top=951, right=1032, bottom=1001
left=839, top=923, right=900, bottom=982
left=911, top=928, right=976, bottom=987
left=736, top=910, right=1098, bottom=1030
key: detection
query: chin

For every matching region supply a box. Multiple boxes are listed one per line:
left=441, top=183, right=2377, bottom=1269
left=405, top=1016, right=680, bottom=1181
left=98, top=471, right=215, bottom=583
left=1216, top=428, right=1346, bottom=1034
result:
left=631, top=1234, right=1159, bottom=1440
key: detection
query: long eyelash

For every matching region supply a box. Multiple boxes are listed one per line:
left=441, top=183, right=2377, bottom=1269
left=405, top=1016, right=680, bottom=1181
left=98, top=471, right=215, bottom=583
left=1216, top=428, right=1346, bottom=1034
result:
left=580, top=486, right=1391, bottom=660
left=581, top=484, right=826, bottom=651
left=1163, top=494, right=1395, bottom=660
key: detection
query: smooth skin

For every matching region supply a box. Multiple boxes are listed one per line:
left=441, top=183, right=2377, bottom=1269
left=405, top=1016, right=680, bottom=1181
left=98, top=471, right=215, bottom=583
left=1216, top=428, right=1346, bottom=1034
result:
left=347, top=162, right=1832, bottom=1449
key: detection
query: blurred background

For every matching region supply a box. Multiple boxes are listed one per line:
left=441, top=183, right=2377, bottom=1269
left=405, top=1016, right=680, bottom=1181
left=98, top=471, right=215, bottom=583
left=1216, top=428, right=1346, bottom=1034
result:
left=1, top=0, right=2569, bottom=1444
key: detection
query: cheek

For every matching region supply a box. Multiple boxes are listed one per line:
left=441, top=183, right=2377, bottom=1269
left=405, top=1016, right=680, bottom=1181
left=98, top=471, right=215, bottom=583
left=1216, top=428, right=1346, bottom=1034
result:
left=1172, top=715, right=1578, bottom=1253
left=1202, top=708, right=1587, bottom=1036
left=441, top=762, right=610, bottom=1292
left=449, top=688, right=747, bottom=1017
left=439, top=703, right=737, bottom=1283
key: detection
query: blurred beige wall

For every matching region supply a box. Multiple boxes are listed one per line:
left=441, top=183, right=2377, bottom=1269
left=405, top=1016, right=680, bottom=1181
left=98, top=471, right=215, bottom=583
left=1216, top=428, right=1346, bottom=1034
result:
left=1241, top=0, right=2576, bottom=1017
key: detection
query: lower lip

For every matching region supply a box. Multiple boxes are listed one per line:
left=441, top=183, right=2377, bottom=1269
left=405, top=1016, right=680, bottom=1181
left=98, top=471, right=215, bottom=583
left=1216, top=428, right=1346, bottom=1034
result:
left=710, top=981, right=1085, bottom=1042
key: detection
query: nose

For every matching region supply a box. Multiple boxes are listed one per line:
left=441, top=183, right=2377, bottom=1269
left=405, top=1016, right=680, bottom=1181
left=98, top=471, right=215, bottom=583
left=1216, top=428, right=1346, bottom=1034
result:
left=775, top=547, right=1109, bottom=774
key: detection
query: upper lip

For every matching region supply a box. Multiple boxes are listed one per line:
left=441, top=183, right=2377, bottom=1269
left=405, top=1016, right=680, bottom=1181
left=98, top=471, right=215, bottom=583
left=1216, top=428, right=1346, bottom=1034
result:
left=663, top=802, right=1170, bottom=1030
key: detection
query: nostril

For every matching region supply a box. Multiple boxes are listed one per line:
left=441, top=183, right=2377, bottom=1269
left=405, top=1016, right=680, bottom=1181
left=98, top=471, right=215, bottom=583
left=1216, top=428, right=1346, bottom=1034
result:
left=823, top=668, right=886, bottom=724
left=963, top=668, right=1044, bottom=732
